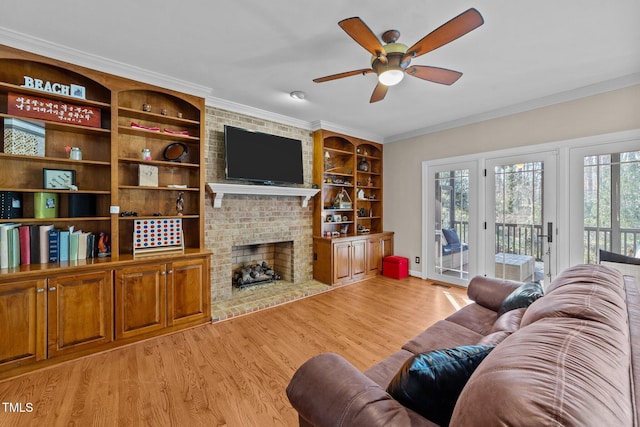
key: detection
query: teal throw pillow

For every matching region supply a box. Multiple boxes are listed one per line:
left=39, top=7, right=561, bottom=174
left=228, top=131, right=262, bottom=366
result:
left=498, top=281, right=544, bottom=316
left=386, top=345, right=494, bottom=426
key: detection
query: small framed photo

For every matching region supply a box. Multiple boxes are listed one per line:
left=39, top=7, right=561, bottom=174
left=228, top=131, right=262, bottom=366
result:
left=332, top=214, right=342, bottom=223
left=43, top=168, right=76, bottom=189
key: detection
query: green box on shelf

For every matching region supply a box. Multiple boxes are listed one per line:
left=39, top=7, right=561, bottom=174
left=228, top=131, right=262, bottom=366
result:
left=34, top=192, right=58, bottom=218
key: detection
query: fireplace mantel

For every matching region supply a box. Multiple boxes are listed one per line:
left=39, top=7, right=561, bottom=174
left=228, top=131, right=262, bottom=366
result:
left=206, top=183, right=319, bottom=208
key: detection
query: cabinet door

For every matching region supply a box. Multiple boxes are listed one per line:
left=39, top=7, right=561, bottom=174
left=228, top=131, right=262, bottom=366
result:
left=367, top=237, right=382, bottom=274
left=0, top=279, right=46, bottom=371
left=47, top=271, right=113, bottom=358
left=333, top=242, right=353, bottom=283
left=351, top=239, right=367, bottom=279
left=168, top=257, right=209, bottom=326
left=382, top=234, right=394, bottom=258
left=115, top=264, right=166, bottom=339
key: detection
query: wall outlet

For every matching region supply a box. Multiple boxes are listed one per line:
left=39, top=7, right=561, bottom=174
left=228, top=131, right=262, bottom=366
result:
left=415, top=256, right=420, bottom=264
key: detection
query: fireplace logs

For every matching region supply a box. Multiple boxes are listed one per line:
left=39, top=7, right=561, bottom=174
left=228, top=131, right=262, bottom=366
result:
left=234, top=261, right=281, bottom=288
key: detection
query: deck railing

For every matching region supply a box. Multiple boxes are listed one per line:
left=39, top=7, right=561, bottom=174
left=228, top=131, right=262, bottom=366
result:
left=584, top=227, right=640, bottom=264
left=449, top=222, right=640, bottom=264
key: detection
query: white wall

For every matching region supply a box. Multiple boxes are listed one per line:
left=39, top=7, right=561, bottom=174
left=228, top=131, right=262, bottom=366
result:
left=384, top=84, right=640, bottom=273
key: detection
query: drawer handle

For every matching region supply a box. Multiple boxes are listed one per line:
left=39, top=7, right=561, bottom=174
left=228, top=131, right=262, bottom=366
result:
left=167, top=270, right=173, bottom=274
left=49, top=287, right=56, bottom=292
left=37, top=288, right=45, bottom=293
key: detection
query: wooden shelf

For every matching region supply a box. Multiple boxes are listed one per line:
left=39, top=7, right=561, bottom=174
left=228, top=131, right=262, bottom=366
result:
left=118, top=157, right=199, bottom=169
left=0, top=153, right=110, bottom=166
left=0, top=113, right=110, bottom=134
left=118, top=125, right=200, bottom=142
left=0, top=82, right=111, bottom=109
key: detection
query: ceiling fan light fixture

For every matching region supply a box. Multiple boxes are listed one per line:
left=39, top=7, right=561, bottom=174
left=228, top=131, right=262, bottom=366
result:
left=378, top=68, right=404, bottom=86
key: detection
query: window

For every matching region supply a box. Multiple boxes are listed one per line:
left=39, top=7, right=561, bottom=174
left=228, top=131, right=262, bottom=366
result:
left=584, top=150, right=640, bottom=263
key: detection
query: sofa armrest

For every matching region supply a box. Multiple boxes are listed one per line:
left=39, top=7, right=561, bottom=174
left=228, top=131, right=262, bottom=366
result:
left=467, top=276, right=522, bottom=312
left=286, top=353, right=438, bottom=427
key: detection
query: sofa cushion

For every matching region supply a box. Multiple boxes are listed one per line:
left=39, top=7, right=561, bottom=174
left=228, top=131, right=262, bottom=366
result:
left=441, top=228, right=460, bottom=246
left=522, top=264, right=627, bottom=329
left=476, top=330, right=511, bottom=346
left=364, top=349, right=414, bottom=388
left=387, top=345, right=494, bottom=426
left=402, top=320, right=484, bottom=354
left=490, top=307, right=526, bottom=334
left=450, top=318, right=633, bottom=426
left=445, top=303, right=498, bottom=335
left=497, top=281, right=543, bottom=316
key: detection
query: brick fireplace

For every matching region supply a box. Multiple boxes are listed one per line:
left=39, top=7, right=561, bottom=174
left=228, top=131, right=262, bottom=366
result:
left=232, top=240, right=294, bottom=286
left=205, top=194, right=314, bottom=301
left=204, top=106, right=315, bottom=304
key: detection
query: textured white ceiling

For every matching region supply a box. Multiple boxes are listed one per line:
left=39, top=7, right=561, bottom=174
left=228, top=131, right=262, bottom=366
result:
left=1, top=0, right=639, bottom=142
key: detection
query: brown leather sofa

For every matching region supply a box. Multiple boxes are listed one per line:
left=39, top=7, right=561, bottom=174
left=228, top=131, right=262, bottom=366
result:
left=286, top=265, right=640, bottom=426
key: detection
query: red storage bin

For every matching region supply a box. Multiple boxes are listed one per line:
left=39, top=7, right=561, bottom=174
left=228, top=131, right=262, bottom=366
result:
left=382, top=256, right=409, bottom=279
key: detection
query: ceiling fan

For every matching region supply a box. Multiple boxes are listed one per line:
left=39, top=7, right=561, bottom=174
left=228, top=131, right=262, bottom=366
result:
left=313, top=8, right=484, bottom=103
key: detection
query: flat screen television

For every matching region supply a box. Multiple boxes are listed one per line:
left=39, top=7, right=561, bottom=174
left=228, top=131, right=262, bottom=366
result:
left=224, top=125, right=304, bottom=185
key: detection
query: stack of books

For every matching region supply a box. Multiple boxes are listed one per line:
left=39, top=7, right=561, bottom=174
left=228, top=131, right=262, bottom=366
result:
left=0, top=223, right=99, bottom=269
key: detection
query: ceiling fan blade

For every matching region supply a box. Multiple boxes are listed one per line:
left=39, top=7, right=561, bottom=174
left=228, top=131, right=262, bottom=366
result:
left=403, top=8, right=484, bottom=62
left=339, top=17, right=387, bottom=62
left=370, top=82, right=388, bottom=103
left=406, top=66, right=463, bottom=85
left=313, top=68, right=374, bottom=83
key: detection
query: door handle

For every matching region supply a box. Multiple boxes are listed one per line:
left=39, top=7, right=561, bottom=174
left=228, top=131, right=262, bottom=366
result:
left=547, top=222, right=553, bottom=243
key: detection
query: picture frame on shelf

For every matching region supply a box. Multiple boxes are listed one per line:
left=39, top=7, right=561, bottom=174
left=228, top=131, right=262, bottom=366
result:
left=43, top=168, right=76, bottom=189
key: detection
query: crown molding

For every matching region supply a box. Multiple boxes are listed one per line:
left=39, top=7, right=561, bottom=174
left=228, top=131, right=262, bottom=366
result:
left=386, top=73, right=640, bottom=143
left=0, top=26, right=212, bottom=98
left=205, top=95, right=313, bottom=130
left=309, top=120, right=384, bottom=143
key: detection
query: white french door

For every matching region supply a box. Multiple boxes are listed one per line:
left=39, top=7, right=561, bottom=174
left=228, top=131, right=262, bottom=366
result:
left=424, top=161, right=478, bottom=287
left=485, top=151, right=557, bottom=285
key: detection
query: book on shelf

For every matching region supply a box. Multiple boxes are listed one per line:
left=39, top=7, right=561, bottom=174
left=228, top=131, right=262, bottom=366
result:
left=59, top=230, right=70, bottom=262
left=48, top=228, right=60, bottom=263
left=69, top=230, right=81, bottom=261
left=7, top=227, right=20, bottom=268
left=39, top=224, right=54, bottom=263
left=18, top=225, right=30, bottom=265
left=86, top=233, right=95, bottom=259
left=0, top=223, right=21, bottom=269
left=29, top=225, right=40, bottom=264
left=77, top=232, right=89, bottom=260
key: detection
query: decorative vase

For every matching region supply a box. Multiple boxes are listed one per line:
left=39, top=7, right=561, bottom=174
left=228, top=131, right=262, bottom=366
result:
left=358, top=158, right=369, bottom=172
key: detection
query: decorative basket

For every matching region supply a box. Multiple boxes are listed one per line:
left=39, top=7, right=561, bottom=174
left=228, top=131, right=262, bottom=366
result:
left=3, top=118, right=45, bottom=156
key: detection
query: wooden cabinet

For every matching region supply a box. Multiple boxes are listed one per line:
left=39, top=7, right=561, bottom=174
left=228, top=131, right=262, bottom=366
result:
left=313, top=129, right=384, bottom=238
left=0, top=278, right=46, bottom=371
left=332, top=239, right=366, bottom=284
left=0, top=270, right=111, bottom=375
left=314, top=232, right=393, bottom=285
left=367, top=233, right=394, bottom=274
left=115, top=255, right=210, bottom=340
left=168, top=257, right=210, bottom=326
left=0, top=45, right=211, bottom=380
left=312, top=129, right=392, bottom=284
left=115, top=263, right=166, bottom=339
left=47, top=271, right=113, bottom=358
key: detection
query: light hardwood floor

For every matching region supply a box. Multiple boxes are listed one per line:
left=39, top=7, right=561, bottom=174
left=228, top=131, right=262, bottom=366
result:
left=0, top=276, right=468, bottom=427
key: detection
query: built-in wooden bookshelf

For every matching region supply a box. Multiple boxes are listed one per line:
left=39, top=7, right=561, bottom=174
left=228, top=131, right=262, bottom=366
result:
left=0, top=44, right=210, bottom=380
left=312, top=129, right=393, bottom=285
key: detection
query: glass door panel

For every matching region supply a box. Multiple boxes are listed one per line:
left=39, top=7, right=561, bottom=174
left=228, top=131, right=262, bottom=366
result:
left=434, top=169, right=470, bottom=280
left=487, top=153, right=556, bottom=285
left=583, top=150, right=640, bottom=262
